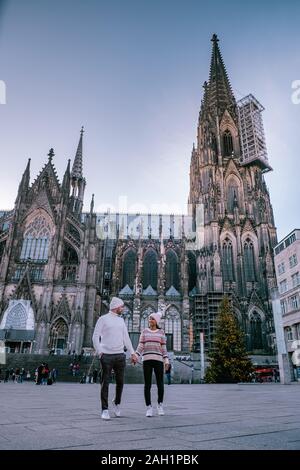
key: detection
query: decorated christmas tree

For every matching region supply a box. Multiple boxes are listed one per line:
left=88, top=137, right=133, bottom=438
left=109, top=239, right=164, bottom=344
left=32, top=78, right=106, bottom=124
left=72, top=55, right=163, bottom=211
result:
left=205, top=296, right=254, bottom=383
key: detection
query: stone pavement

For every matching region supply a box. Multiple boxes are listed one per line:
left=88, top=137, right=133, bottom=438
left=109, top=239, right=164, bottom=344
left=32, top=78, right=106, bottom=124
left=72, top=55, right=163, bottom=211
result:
left=0, top=381, right=300, bottom=450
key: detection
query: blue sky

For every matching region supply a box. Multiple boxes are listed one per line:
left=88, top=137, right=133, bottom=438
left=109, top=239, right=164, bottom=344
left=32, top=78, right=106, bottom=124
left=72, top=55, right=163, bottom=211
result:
left=0, top=0, right=299, bottom=240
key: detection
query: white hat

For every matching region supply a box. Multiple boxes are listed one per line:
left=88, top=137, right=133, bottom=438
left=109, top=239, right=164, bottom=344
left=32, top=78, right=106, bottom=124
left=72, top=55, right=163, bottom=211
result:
left=149, top=311, right=162, bottom=327
left=110, top=297, right=124, bottom=310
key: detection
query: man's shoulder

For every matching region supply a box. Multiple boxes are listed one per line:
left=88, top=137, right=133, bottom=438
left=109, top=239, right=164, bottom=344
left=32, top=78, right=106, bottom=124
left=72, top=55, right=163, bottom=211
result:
left=99, top=312, right=111, bottom=320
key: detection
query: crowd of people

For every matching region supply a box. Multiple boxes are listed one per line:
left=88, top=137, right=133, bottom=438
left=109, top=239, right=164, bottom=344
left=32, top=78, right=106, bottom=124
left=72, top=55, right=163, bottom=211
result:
left=0, top=363, right=58, bottom=385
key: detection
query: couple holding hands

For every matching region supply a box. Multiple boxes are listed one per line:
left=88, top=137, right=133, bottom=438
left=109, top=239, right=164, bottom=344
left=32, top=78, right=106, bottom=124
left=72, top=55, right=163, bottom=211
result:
left=92, top=297, right=170, bottom=420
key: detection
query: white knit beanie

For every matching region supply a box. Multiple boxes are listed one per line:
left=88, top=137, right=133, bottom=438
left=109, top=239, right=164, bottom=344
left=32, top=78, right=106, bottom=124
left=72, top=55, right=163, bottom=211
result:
left=110, top=297, right=124, bottom=310
left=149, top=311, right=162, bottom=327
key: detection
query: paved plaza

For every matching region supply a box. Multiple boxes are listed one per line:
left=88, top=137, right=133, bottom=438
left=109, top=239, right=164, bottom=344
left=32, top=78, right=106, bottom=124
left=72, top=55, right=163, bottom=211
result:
left=0, top=381, right=300, bottom=450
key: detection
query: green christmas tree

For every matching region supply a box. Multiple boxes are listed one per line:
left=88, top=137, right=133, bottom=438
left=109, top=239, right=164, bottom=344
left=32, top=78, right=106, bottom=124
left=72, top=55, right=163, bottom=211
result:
left=205, top=296, right=254, bottom=383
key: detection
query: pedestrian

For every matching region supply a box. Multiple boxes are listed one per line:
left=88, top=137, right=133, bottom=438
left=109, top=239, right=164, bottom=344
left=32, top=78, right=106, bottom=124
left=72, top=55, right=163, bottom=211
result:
left=134, top=311, right=169, bottom=417
left=92, top=369, right=98, bottom=384
left=165, top=363, right=172, bottom=385
left=92, top=297, right=137, bottom=420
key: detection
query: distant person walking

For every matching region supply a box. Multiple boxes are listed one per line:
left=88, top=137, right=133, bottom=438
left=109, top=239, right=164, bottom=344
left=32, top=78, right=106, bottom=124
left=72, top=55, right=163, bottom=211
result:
left=92, top=297, right=136, bottom=420
left=134, top=312, right=169, bottom=417
left=165, top=363, right=172, bottom=385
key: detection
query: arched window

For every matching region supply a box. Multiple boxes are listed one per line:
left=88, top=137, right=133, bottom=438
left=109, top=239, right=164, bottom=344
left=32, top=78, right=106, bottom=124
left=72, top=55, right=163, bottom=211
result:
left=62, top=243, right=79, bottom=281
left=222, top=238, right=235, bottom=281
left=227, top=184, right=239, bottom=213
left=122, top=306, right=133, bottom=332
left=122, top=250, right=137, bottom=289
left=164, top=307, right=181, bottom=351
left=5, top=303, right=27, bottom=329
left=142, top=249, right=158, bottom=289
left=223, top=129, right=233, bottom=156
left=140, top=306, right=155, bottom=331
left=49, top=318, right=68, bottom=351
left=20, top=215, right=51, bottom=261
left=250, top=311, right=263, bottom=349
left=165, top=250, right=179, bottom=290
left=188, top=252, right=197, bottom=292
left=244, top=239, right=256, bottom=282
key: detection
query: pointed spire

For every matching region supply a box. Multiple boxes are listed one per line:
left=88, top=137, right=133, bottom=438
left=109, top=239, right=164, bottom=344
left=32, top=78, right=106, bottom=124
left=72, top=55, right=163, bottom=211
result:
left=62, top=159, right=71, bottom=190
left=71, top=126, right=84, bottom=178
left=17, top=158, right=31, bottom=201
left=22, top=158, right=31, bottom=186
left=90, top=193, right=94, bottom=213
left=48, top=148, right=54, bottom=162
left=202, top=34, right=236, bottom=119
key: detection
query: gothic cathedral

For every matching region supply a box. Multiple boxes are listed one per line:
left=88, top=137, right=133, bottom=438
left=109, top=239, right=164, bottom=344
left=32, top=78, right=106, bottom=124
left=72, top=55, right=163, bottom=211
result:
left=0, top=36, right=278, bottom=356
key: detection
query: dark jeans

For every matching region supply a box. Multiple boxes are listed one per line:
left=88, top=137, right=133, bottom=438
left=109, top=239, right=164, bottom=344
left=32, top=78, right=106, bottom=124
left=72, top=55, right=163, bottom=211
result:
left=143, top=360, right=164, bottom=406
left=100, top=353, right=126, bottom=410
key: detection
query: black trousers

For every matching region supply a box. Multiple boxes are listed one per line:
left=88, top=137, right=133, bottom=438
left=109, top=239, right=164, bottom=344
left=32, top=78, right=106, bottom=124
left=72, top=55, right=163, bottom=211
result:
left=143, top=360, right=164, bottom=406
left=100, top=353, right=126, bottom=410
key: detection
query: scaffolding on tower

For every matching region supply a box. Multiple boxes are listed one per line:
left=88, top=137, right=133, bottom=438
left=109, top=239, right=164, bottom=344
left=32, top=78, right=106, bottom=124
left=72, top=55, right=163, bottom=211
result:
left=237, top=94, right=272, bottom=173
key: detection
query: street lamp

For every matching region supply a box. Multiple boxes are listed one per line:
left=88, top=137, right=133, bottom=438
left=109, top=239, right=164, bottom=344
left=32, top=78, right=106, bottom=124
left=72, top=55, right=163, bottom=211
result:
left=200, top=331, right=205, bottom=382
left=271, top=288, right=291, bottom=384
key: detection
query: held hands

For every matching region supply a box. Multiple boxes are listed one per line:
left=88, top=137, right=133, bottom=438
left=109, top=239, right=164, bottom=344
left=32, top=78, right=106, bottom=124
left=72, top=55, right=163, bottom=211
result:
left=164, top=362, right=170, bottom=372
left=131, top=353, right=138, bottom=365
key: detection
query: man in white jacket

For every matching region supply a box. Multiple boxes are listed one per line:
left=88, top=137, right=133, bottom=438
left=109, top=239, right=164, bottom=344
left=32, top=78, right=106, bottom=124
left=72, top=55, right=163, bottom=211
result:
left=92, top=297, right=136, bottom=420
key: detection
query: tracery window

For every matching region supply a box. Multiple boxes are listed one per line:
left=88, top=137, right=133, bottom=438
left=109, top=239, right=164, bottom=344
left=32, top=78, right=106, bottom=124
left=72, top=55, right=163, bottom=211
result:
left=250, top=311, right=263, bottom=349
left=244, top=239, right=256, bottom=282
left=20, top=215, right=51, bottom=261
left=223, top=129, right=233, bottom=156
left=222, top=238, right=235, bottom=281
left=142, top=249, right=158, bottom=289
left=164, top=307, right=181, bottom=351
left=165, top=250, right=179, bottom=290
left=122, top=250, right=137, bottom=289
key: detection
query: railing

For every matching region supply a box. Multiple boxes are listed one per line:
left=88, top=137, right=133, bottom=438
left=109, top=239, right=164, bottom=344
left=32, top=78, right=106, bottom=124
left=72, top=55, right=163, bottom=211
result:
left=12, top=264, right=45, bottom=282
left=64, top=232, right=80, bottom=249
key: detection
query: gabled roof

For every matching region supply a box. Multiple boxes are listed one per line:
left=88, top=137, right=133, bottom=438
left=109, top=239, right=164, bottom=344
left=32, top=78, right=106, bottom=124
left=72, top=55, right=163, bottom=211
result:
left=30, top=148, right=61, bottom=195
left=143, top=285, right=157, bottom=296
left=165, top=285, right=181, bottom=297
left=119, top=284, right=134, bottom=295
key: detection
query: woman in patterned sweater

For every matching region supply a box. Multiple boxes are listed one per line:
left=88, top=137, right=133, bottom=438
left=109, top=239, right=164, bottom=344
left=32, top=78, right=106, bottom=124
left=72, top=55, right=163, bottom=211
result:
left=135, top=311, right=169, bottom=417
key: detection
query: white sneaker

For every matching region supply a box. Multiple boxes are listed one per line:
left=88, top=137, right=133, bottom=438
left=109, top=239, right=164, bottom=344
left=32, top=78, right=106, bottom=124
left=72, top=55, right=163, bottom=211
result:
left=112, top=399, right=121, bottom=417
left=146, top=405, right=153, bottom=417
left=101, top=410, right=110, bottom=420
left=157, top=403, right=165, bottom=416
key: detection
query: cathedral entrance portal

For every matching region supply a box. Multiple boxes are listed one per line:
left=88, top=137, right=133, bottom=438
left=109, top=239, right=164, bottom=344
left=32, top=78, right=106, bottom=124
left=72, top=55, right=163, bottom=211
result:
left=49, top=318, right=68, bottom=354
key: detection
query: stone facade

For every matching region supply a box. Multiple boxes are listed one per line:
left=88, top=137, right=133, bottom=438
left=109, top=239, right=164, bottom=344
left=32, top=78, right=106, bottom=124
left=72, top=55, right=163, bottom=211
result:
left=0, top=36, right=278, bottom=355
left=0, top=130, right=99, bottom=354
left=187, top=35, right=278, bottom=354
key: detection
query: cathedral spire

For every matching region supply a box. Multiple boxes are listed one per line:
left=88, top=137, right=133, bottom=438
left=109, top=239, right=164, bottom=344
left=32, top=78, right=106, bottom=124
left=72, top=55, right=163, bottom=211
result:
left=48, top=148, right=54, bottom=162
left=22, top=158, right=31, bottom=186
left=70, top=127, right=86, bottom=217
left=62, top=159, right=71, bottom=193
left=71, top=126, right=84, bottom=179
left=17, top=158, right=31, bottom=200
left=203, top=34, right=236, bottom=119
left=90, top=193, right=94, bottom=214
